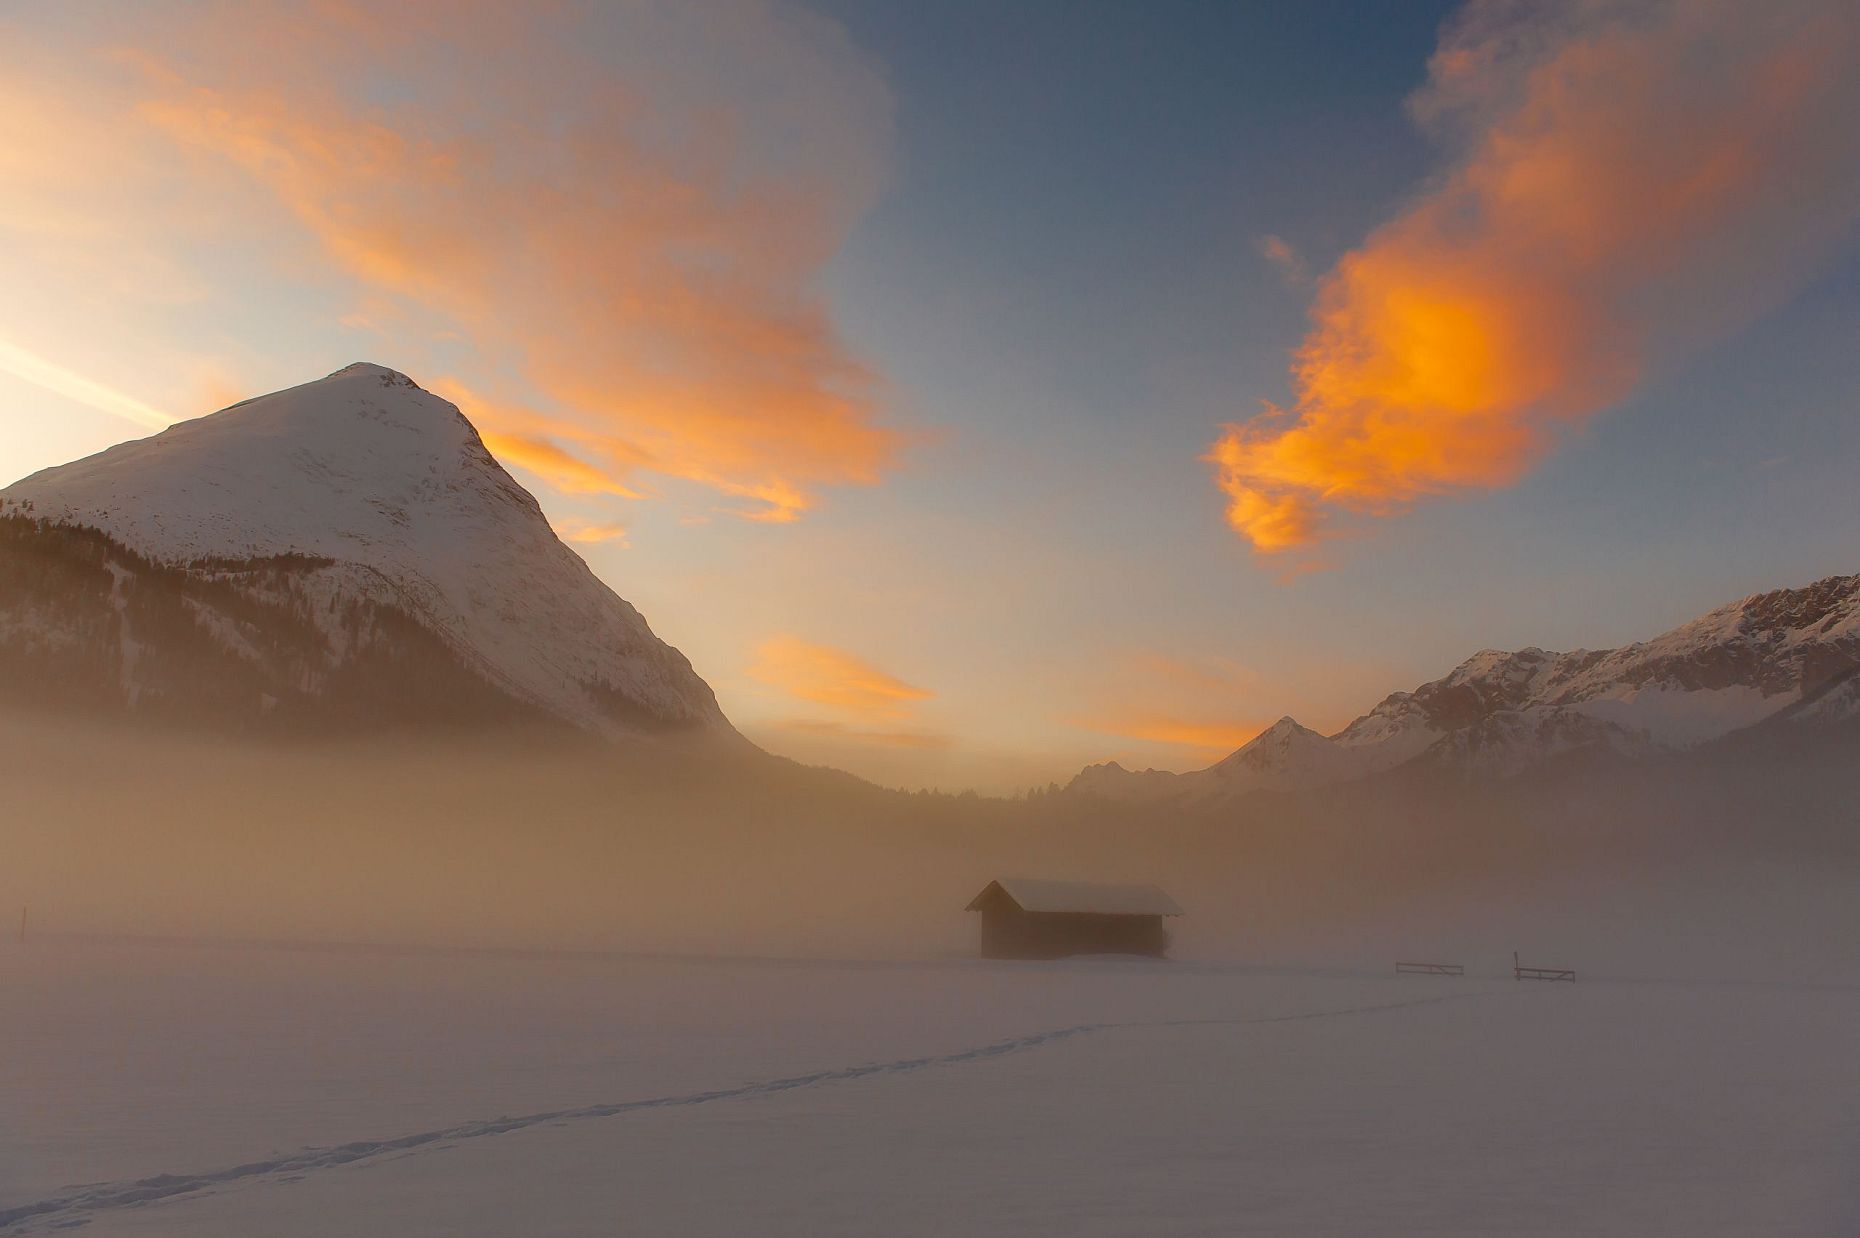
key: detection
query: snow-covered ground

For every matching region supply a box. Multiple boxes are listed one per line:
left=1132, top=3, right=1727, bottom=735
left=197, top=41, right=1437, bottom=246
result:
left=5, top=939, right=1858, bottom=1236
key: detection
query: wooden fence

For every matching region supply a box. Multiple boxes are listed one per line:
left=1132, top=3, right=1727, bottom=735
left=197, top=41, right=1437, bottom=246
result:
left=1395, top=961, right=1464, bottom=976
left=1512, top=951, right=1575, bottom=982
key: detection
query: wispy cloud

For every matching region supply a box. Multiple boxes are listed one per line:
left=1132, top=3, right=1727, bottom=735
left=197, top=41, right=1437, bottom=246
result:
left=1255, top=234, right=1307, bottom=286
left=1072, top=713, right=1266, bottom=757
left=1215, top=0, right=1860, bottom=552
left=1068, top=650, right=1265, bottom=760
left=748, top=635, right=931, bottom=723
left=552, top=518, right=629, bottom=547
left=481, top=434, right=641, bottom=500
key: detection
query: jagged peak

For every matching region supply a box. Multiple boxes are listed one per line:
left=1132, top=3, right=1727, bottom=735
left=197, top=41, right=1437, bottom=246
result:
left=1210, top=716, right=1325, bottom=771
left=1734, top=573, right=1859, bottom=607
left=1436, top=645, right=1561, bottom=689
left=1728, top=574, right=1860, bottom=630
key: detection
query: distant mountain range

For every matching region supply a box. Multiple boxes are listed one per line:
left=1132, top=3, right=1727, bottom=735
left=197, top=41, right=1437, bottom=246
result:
left=1069, top=575, right=1860, bottom=803
left=0, top=363, right=739, bottom=744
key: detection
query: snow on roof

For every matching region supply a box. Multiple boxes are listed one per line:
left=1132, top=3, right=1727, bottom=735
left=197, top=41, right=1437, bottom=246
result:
left=967, top=878, right=1184, bottom=917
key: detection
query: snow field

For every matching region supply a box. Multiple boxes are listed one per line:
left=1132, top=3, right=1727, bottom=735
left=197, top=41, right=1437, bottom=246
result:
left=4, top=941, right=1857, bottom=1235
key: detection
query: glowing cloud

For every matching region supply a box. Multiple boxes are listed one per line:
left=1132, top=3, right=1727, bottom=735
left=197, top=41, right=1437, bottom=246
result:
left=1, top=2, right=899, bottom=523
left=1214, top=0, right=1860, bottom=551
left=1070, top=652, right=1267, bottom=760
left=552, top=519, right=629, bottom=547
left=748, top=636, right=931, bottom=723
left=1076, top=715, right=1266, bottom=756
left=481, top=434, right=638, bottom=500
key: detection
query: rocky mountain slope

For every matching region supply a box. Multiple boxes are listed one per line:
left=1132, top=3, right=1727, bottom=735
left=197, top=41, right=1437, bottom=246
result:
left=1070, top=574, right=1860, bottom=802
left=0, top=363, right=737, bottom=742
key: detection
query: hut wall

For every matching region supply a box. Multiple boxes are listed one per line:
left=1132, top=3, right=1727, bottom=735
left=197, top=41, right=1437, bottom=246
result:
left=980, top=907, right=1169, bottom=959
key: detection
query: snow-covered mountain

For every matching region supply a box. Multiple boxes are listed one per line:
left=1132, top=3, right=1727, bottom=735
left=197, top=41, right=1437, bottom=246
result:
left=0, top=363, right=737, bottom=742
left=1070, top=575, right=1860, bottom=801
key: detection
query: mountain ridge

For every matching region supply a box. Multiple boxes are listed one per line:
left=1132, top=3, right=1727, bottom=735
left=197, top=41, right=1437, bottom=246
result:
left=1070, top=573, right=1860, bottom=802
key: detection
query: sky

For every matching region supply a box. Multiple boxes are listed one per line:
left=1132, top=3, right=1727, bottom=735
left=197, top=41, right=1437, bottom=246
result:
left=2, top=0, right=1859, bottom=792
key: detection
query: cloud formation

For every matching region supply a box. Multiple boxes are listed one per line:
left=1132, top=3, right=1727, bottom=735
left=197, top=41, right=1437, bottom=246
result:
left=1076, top=715, right=1266, bottom=756
left=1, top=1, right=899, bottom=523
left=1071, top=652, right=1266, bottom=761
left=748, top=636, right=931, bottom=723
left=1214, top=0, right=1860, bottom=552
left=552, top=519, right=630, bottom=547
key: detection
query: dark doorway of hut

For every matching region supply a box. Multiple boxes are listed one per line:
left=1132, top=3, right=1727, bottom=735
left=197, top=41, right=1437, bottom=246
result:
left=966, top=878, right=1184, bottom=959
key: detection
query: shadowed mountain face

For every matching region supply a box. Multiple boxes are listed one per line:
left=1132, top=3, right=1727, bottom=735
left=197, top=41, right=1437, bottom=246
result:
left=0, top=363, right=739, bottom=744
left=1070, top=575, right=1860, bottom=803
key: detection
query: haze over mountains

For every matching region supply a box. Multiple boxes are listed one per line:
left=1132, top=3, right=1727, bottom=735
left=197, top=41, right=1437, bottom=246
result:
left=0, top=364, right=734, bottom=744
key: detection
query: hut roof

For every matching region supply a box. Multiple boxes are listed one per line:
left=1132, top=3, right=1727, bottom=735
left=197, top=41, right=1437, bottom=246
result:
left=966, top=877, right=1184, bottom=917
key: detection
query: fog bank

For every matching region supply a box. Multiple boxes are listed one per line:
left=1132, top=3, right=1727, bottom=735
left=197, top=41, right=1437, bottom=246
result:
left=4, top=712, right=1856, bottom=980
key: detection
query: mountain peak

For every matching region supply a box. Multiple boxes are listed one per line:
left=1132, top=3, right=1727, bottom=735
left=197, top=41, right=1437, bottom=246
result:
left=306, top=362, right=442, bottom=409
left=1231, top=715, right=1316, bottom=748
left=1, top=365, right=737, bottom=742
left=327, top=360, right=417, bottom=384
left=5, top=362, right=506, bottom=563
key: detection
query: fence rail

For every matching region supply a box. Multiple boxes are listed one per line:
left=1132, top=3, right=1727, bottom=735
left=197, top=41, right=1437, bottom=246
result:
left=1514, top=966, right=1576, bottom=982
left=1395, top=961, right=1464, bottom=976
left=1512, top=952, right=1575, bottom=982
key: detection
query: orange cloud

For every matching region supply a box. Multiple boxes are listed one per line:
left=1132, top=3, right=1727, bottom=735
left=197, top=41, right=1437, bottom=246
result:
left=436, top=379, right=815, bottom=522
left=1215, top=1, right=1860, bottom=552
left=748, top=636, right=931, bottom=722
left=480, top=433, right=639, bottom=499
left=1069, top=651, right=1266, bottom=759
left=552, top=519, right=629, bottom=547
left=1075, top=714, right=1266, bottom=756
left=3, top=2, right=899, bottom=522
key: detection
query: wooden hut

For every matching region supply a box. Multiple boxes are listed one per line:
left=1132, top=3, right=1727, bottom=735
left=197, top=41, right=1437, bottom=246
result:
left=965, top=877, right=1184, bottom=959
